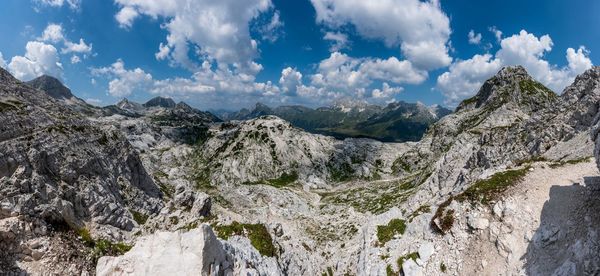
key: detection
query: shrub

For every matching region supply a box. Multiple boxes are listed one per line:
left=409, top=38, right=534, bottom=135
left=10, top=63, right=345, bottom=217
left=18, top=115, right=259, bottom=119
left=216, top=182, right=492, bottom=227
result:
left=214, top=222, right=276, bottom=257
left=376, top=219, right=407, bottom=245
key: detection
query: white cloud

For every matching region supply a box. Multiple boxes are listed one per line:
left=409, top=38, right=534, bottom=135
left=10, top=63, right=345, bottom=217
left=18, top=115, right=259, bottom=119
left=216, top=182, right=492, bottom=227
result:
left=566, top=46, right=592, bottom=73
left=39, top=23, right=65, bottom=43
left=310, top=0, right=452, bottom=70
left=279, top=67, right=302, bottom=95
left=468, top=30, right=482, bottom=45
left=34, top=0, right=80, bottom=9
left=372, top=82, right=403, bottom=98
left=8, top=41, right=63, bottom=80
left=155, top=43, right=170, bottom=60
left=437, top=54, right=502, bottom=105
left=489, top=26, right=503, bottom=42
left=62, top=38, right=92, bottom=54
left=39, top=23, right=93, bottom=55
left=70, top=55, right=81, bottom=64
left=114, top=0, right=273, bottom=71
left=311, top=52, right=427, bottom=91
left=324, top=32, right=349, bottom=52
left=91, top=59, right=152, bottom=97
left=0, top=52, right=6, bottom=69
left=437, top=30, right=593, bottom=106
left=257, top=11, right=284, bottom=43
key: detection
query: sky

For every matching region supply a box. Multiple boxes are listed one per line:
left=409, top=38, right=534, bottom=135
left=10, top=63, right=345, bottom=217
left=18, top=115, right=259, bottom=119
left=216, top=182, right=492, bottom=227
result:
left=0, top=0, right=598, bottom=111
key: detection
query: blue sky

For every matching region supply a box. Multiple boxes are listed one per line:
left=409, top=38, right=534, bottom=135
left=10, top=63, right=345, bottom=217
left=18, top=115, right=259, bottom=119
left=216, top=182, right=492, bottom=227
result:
left=0, top=0, right=597, bottom=110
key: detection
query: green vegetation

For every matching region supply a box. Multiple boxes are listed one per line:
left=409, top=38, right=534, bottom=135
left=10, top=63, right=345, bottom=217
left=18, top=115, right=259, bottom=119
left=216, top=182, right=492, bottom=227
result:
left=213, top=222, right=276, bottom=257
left=408, top=204, right=431, bottom=221
left=243, top=171, right=299, bottom=188
left=386, top=264, right=396, bottom=276
left=391, top=158, right=411, bottom=173
left=430, top=197, right=455, bottom=234
left=549, top=157, right=591, bottom=168
left=440, top=262, right=447, bottom=273
left=432, top=166, right=530, bottom=235
left=77, top=228, right=132, bottom=264
left=376, top=219, right=407, bottom=245
left=320, top=180, right=415, bottom=214
left=130, top=210, right=149, bottom=225
left=519, top=79, right=556, bottom=99
left=397, top=252, right=420, bottom=270
left=328, top=162, right=356, bottom=182
left=0, top=101, right=18, bottom=112
left=456, top=167, right=529, bottom=204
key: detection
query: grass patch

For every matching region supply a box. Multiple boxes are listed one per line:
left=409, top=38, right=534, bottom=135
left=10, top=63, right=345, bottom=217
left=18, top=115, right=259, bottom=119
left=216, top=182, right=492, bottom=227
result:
left=549, top=157, right=591, bottom=169
left=77, top=228, right=132, bottom=264
left=397, top=252, right=420, bottom=271
left=456, top=167, right=529, bottom=204
left=408, top=204, right=431, bottom=222
left=376, top=219, right=407, bottom=245
left=130, top=210, right=149, bottom=225
left=243, top=171, right=299, bottom=188
left=214, top=221, right=276, bottom=257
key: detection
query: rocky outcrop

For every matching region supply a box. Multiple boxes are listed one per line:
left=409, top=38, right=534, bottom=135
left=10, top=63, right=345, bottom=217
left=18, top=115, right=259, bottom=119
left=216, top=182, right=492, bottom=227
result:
left=96, top=224, right=282, bottom=275
left=0, top=68, right=163, bottom=273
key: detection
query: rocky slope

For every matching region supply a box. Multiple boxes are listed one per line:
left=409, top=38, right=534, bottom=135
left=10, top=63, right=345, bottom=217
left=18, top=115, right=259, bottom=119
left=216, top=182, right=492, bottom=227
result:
left=3, top=65, right=600, bottom=275
left=0, top=68, right=164, bottom=274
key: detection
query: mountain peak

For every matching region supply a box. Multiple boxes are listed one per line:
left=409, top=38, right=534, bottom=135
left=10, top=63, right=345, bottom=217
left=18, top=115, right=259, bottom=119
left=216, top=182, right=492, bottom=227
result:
left=0, top=67, right=18, bottom=84
left=457, top=66, right=557, bottom=112
left=26, top=74, right=74, bottom=100
left=144, top=96, right=176, bottom=108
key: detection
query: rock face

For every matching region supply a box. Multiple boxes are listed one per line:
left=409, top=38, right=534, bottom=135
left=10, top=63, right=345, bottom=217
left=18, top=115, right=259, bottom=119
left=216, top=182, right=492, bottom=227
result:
left=0, top=68, right=163, bottom=273
left=26, top=75, right=74, bottom=100
left=97, top=224, right=281, bottom=275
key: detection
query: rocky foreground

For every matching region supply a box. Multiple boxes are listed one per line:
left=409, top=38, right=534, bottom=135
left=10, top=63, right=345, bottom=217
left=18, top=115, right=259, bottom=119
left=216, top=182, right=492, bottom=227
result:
left=1, top=65, right=600, bottom=275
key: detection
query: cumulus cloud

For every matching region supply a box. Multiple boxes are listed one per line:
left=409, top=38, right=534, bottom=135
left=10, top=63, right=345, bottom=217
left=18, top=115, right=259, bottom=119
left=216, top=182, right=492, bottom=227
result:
left=114, top=0, right=273, bottom=71
left=437, top=54, right=502, bottom=105
left=38, top=23, right=92, bottom=55
left=39, top=23, right=65, bottom=42
left=91, top=59, right=153, bottom=97
left=256, top=11, right=284, bottom=43
left=34, top=0, right=80, bottom=9
left=8, top=41, right=63, bottom=80
left=310, top=0, right=452, bottom=70
left=372, top=82, right=403, bottom=99
left=311, top=52, right=427, bottom=91
left=437, top=29, right=593, bottom=106
left=279, top=67, right=302, bottom=95
left=324, top=32, right=349, bottom=52
left=468, top=30, right=482, bottom=45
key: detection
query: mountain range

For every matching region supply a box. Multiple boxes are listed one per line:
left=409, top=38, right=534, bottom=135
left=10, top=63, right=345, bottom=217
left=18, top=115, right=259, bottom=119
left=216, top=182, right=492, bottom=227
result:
left=1, top=66, right=600, bottom=275
left=217, top=100, right=451, bottom=142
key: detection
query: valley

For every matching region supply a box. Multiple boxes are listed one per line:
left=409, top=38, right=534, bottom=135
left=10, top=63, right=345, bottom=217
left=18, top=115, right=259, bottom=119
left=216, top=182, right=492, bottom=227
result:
left=1, top=65, right=600, bottom=275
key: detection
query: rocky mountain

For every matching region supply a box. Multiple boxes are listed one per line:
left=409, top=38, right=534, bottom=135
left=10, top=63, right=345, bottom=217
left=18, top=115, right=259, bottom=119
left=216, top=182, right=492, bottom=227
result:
left=221, top=100, right=451, bottom=142
left=143, top=96, right=176, bottom=108
left=3, top=65, right=600, bottom=275
left=26, top=75, right=74, bottom=100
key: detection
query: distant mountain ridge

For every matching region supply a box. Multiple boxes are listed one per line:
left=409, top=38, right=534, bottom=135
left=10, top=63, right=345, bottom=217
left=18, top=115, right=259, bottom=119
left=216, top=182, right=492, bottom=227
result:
left=219, top=100, right=452, bottom=142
